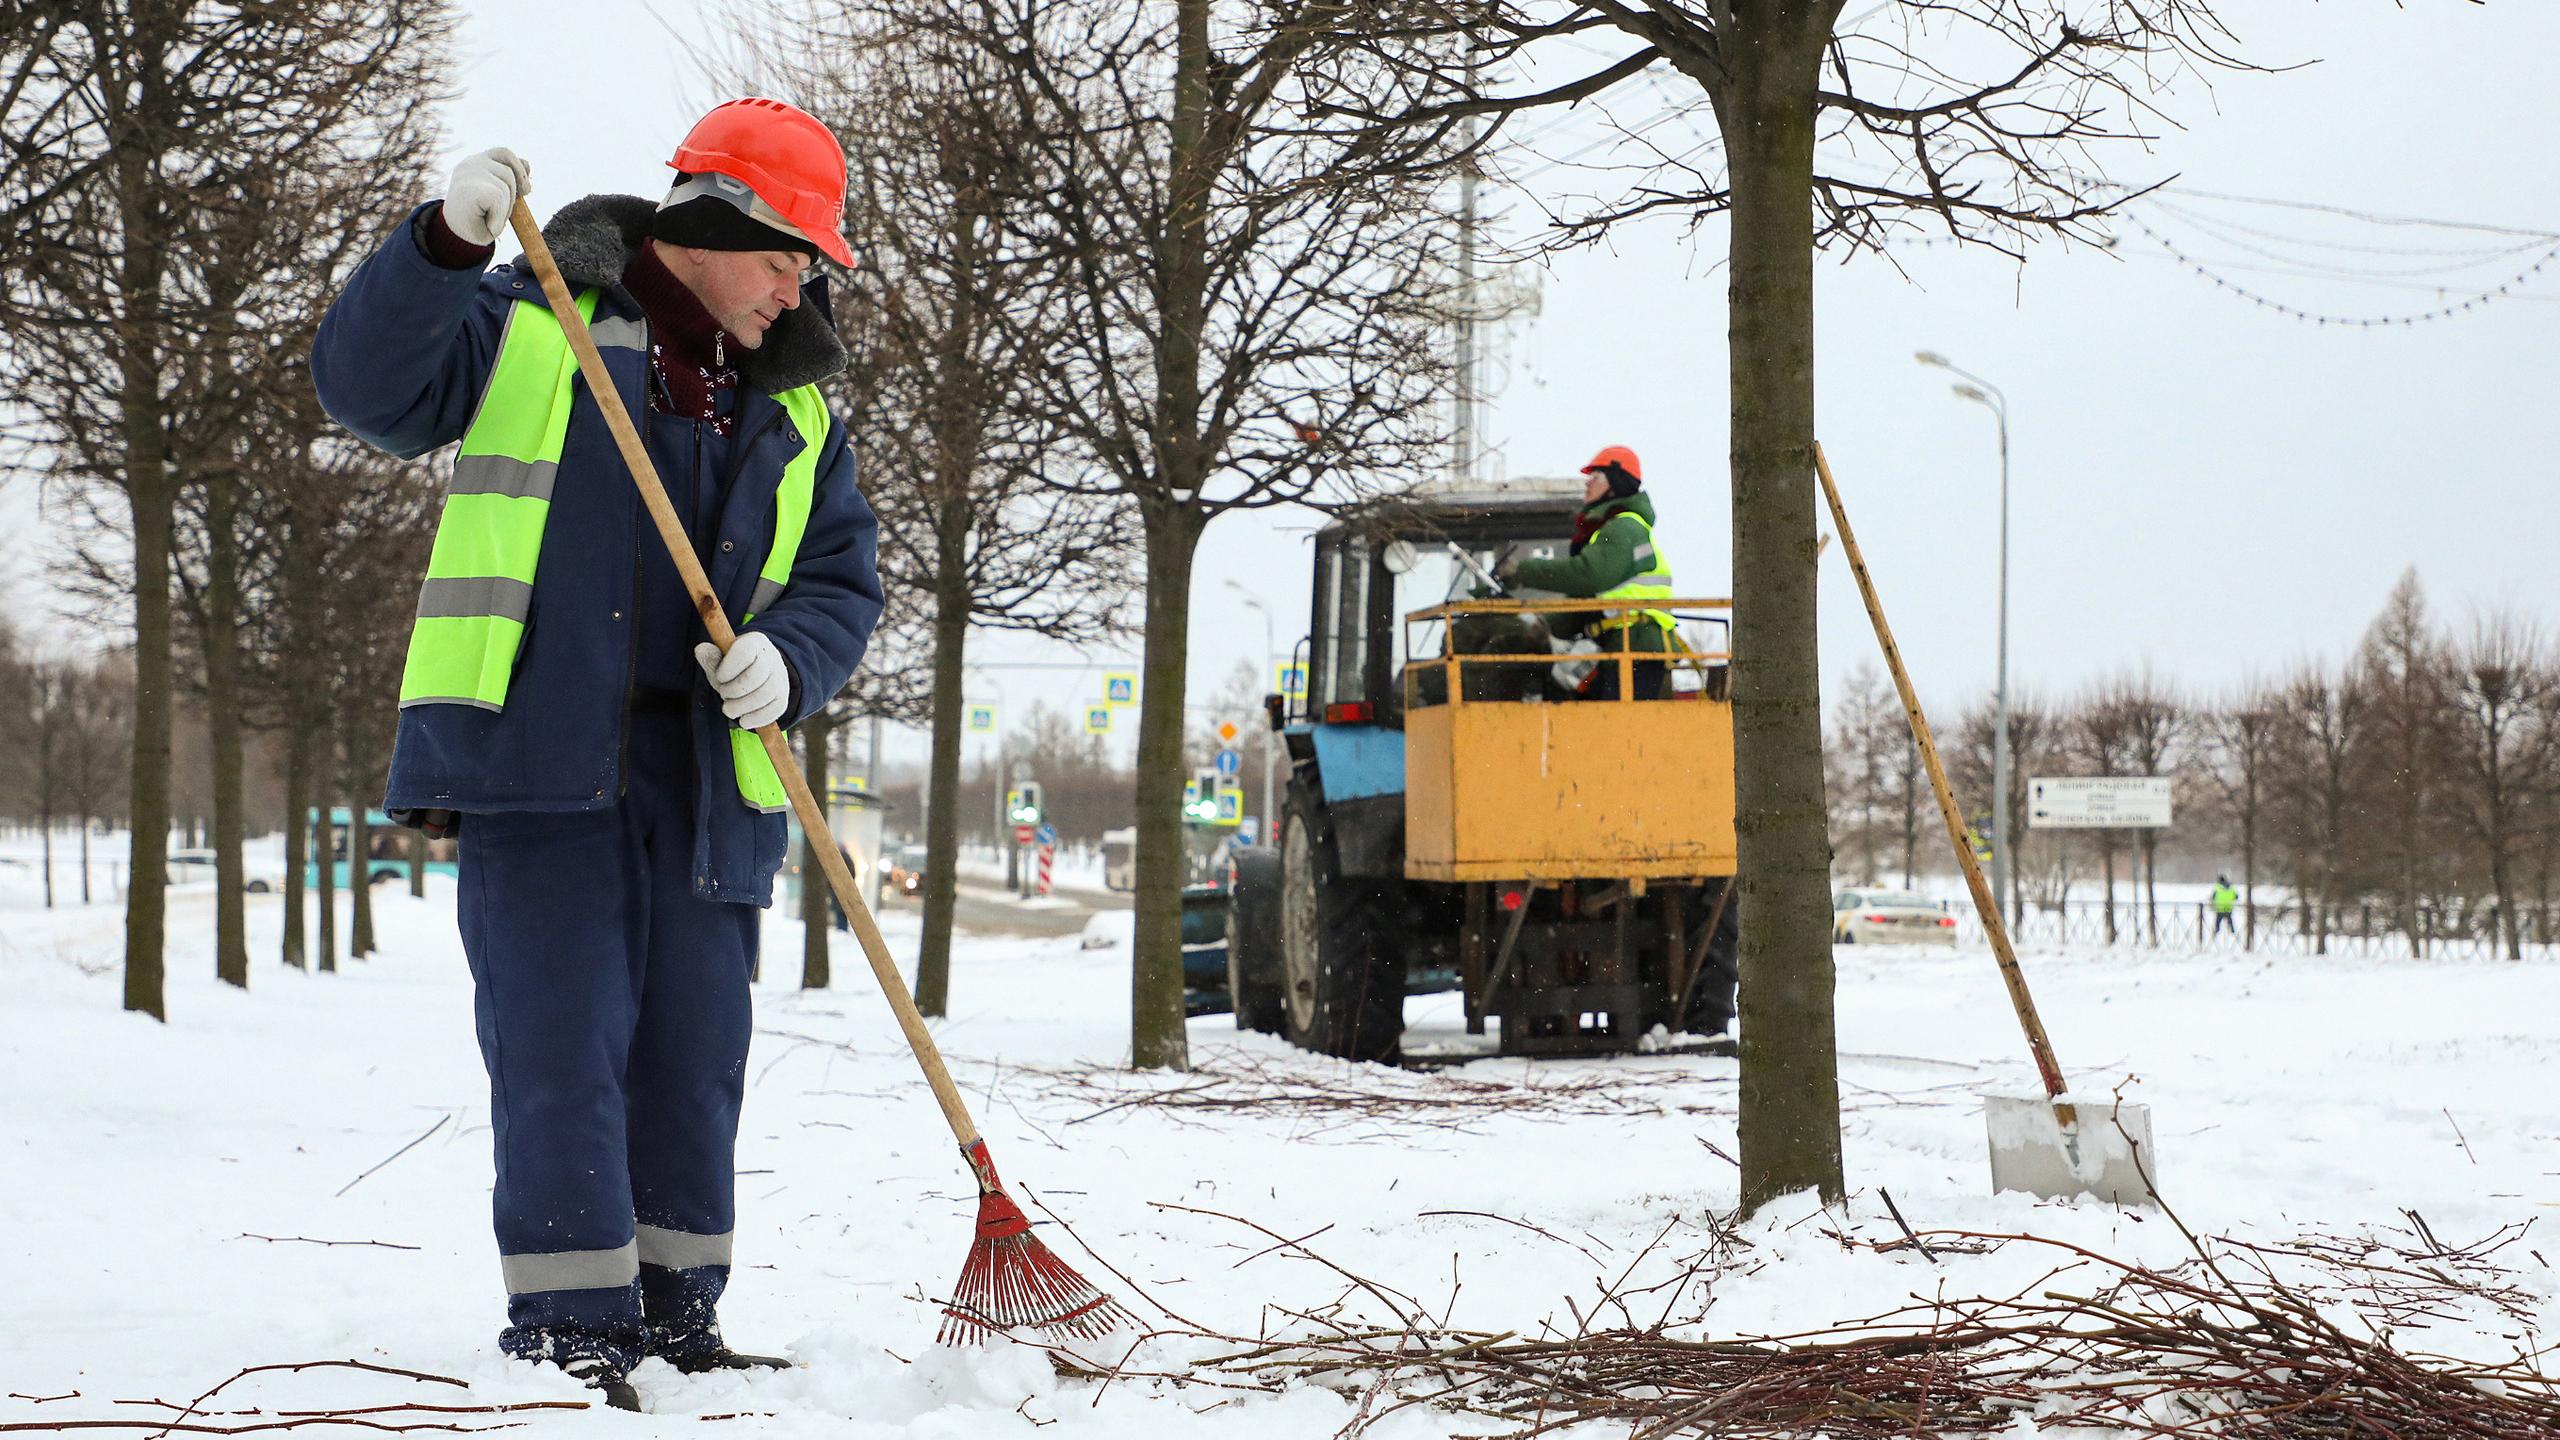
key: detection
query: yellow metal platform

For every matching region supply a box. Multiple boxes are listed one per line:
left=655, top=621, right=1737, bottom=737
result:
left=1401, top=598, right=1739, bottom=885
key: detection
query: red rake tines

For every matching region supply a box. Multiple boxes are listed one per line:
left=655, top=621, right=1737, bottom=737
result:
left=936, top=1139, right=1134, bottom=1347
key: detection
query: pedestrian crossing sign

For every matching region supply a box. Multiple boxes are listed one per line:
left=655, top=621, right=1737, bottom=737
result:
left=1214, top=785, right=1243, bottom=826
left=1275, top=662, right=1307, bottom=702
left=967, top=705, right=997, bottom=733
left=1084, top=706, right=1112, bottom=735
left=1104, top=672, right=1137, bottom=707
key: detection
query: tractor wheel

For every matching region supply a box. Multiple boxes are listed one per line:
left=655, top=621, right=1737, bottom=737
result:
left=1226, top=850, right=1286, bottom=1034
left=1279, top=786, right=1403, bottom=1063
left=1682, top=879, right=1741, bottom=1036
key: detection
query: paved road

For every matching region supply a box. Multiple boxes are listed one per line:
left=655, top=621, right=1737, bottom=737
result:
left=874, top=879, right=1129, bottom=938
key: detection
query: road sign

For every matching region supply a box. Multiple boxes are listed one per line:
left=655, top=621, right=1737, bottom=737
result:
left=1275, top=662, right=1307, bottom=702
left=1103, top=672, right=1137, bottom=706
left=1216, top=720, right=1240, bottom=746
left=1013, top=823, right=1036, bottom=845
left=967, top=704, right=997, bottom=733
left=1214, top=748, right=1242, bottom=777
left=1214, top=785, right=1243, bottom=826
left=1084, top=705, right=1112, bottom=734
left=1035, top=822, right=1058, bottom=847
left=2027, top=776, right=2173, bottom=829
left=1235, top=816, right=1257, bottom=846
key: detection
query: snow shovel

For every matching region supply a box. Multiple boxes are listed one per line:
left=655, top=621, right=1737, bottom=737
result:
left=1814, top=444, right=2156, bottom=1207
left=506, top=199, right=1132, bottom=1341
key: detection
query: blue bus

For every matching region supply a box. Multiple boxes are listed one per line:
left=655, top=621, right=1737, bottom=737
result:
left=306, top=808, right=459, bottom=889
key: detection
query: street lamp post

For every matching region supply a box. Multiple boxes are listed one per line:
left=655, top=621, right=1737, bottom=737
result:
left=1226, top=580, right=1279, bottom=845
left=1915, top=350, right=2012, bottom=925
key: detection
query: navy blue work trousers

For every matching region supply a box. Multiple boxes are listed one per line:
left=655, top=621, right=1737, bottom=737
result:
left=456, top=708, right=757, bottom=1373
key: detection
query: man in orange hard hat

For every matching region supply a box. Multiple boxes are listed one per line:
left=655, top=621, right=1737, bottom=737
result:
left=1498, top=445, right=1679, bottom=700
left=313, top=99, right=881, bottom=1409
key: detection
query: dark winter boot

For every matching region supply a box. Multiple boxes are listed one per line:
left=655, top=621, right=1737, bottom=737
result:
left=563, top=1356, right=642, bottom=1413
left=666, top=1348, right=792, bottom=1375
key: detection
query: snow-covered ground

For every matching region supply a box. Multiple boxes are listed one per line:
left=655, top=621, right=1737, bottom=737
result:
left=4, top=875, right=2555, bottom=1435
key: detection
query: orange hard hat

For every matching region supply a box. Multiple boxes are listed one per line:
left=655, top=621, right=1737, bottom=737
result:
left=667, top=98, right=855, bottom=268
left=1581, top=445, right=1641, bottom=481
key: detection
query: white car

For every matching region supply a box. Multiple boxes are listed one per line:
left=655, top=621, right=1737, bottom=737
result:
left=166, top=848, right=287, bottom=893
left=1833, top=888, right=1958, bottom=945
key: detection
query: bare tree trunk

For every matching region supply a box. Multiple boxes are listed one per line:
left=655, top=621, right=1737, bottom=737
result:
left=282, top=723, right=309, bottom=970
left=2101, top=839, right=2118, bottom=945
left=1899, top=748, right=1919, bottom=888
left=118, top=145, right=173, bottom=1021
left=1714, top=3, right=1845, bottom=1212
left=801, top=706, right=835, bottom=990
left=2241, top=771, right=2258, bottom=951
left=912, top=492, right=973, bottom=1017
left=2140, top=829, right=2159, bottom=946
left=1130, top=504, right=1202, bottom=1070
left=205, top=474, right=250, bottom=989
left=315, top=798, right=337, bottom=974
left=40, top=803, right=54, bottom=910
left=348, top=757, right=376, bottom=958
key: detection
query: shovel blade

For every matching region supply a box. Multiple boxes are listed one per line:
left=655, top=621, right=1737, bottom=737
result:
left=1984, top=1093, right=2158, bottom=1207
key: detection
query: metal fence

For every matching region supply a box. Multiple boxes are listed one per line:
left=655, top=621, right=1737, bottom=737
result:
left=1953, top=897, right=2560, bottom=962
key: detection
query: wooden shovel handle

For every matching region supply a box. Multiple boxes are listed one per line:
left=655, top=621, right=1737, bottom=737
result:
left=1813, top=443, right=2073, bottom=1114
left=505, top=199, right=987, bottom=1157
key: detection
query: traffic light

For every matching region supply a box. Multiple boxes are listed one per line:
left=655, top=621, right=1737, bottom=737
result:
left=1007, top=781, right=1044, bottom=826
left=1183, top=768, right=1220, bottom=822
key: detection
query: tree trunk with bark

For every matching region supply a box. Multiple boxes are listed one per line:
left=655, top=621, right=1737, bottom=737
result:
left=205, top=473, right=250, bottom=989
left=1129, top=503, right=1203, bottom=1071
left=1708, top=4, right=1845, bottom=1211
left=2241, top=768, right=2259, bottom=950
left=315, top=799, right=337, bottom=974
left=911, top=471, right=976, bottom=1016
left=117, top=139, right=174, bottom=1022
left=348, top=747, right=377, bottom=959
left=801, top=706, right=835, bottom=989
left=282, top=723, right=310, bottom=970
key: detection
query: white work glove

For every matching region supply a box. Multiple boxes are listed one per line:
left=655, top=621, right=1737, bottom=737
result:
left=441, top=147, right=531, bottom=247
left=695, top=633, right=792, bottom=731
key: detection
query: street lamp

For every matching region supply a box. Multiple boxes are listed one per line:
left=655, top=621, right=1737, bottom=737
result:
left=1916, top=349, right=2013, bottom=925
left=1225, top=579, right=1280, bottom=845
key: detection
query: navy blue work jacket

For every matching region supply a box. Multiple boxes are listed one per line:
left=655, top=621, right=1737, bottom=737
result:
left=312, top=197, right=883, bottom=905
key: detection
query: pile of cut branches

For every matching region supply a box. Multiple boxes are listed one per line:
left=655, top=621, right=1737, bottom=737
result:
left=1074, top=1198, right=2559, bottom=1438
left=1028, top=1043, right=1734, bottom=1133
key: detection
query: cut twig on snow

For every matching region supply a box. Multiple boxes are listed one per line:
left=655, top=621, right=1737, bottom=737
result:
left=231, top=1234, right=422, bottom=1251
left=2, top=1360, right=582, bottom=1438
left=333, top=1114, right=452, bottom=1198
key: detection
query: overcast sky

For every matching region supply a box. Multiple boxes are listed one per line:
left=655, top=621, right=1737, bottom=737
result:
left=14, top=2, right=2553, bottom=787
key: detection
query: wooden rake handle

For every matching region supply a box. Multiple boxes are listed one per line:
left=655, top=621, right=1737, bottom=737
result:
left=1813, top=443, right=2075, bottom=1116
left=505, top=200, right=988, bottom=1158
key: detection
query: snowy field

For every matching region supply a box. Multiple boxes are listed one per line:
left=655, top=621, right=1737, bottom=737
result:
left=4, top=876, right=2556, bottom=1435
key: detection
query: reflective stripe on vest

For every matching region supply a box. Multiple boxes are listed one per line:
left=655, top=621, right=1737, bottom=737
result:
left=400, top=289, right=614, bottom=713
left=1594, top=512, right=1676, bottom=632
left=400, top=289, right=834, bottom=813
left=727, top=384, right=834, bottom=813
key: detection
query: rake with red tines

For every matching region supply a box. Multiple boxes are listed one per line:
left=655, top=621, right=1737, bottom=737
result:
left=504, top=197, right=1133, bottom=1349
left=937, top=1141, right=1135, bottom=1345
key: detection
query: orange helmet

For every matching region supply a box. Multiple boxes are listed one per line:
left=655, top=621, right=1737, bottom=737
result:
left=1581, top=445, right=1641, bottom=481
left=667, top=98, right=855, bottom=268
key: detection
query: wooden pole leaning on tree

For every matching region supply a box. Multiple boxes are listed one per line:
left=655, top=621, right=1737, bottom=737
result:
left=1814, top=443, right=2159, bottom=1206
left=504, top=198, right=1128, bottom=1342
left=1811, top=443, right=2070, bottom=1110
